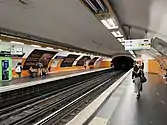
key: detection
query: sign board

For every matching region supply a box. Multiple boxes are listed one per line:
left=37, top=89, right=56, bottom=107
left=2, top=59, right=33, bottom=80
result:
left=11, top=47, right=23, bottom=55
left=124, top=39, right=151, bottom=50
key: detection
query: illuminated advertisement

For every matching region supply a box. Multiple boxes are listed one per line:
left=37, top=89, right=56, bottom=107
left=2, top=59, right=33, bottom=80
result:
left=76, top=56, right=91, bottom=66
left=23, top=49, right=57, bottom=70
left=89, top=57, right=99, bottom=66
left=60, top=54, right=79, bottom=67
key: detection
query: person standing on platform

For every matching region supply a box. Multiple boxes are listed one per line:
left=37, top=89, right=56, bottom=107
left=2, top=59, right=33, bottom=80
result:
left=36, top=62, right=43, bottom=77
left=163, top=69, right=167, bottom=82
left=15, top=62, right=23, bottom=78
left=132, top=63, right=143, bottom=99
left=41, top=68, right=47, bottom=78
left=84, top=62, right=87, bottom=69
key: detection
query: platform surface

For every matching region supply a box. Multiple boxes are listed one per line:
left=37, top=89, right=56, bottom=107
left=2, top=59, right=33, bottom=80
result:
left=0, top=68, right=110, bottom=93
left=89, top=73, right=167, bottom=125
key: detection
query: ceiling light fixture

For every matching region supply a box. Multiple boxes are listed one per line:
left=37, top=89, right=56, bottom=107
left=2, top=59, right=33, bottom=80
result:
left=117, top=38, right=125, bottom=42
left=106, top=18, right=118, bottom=29
left=46, top=47, right=53, bottom=50
left=85, top=0, right=98, bottom=12
left=101, top=20, right=112, bottom=29
left=121, top=43, right=125, bottom=46
left=111, top=31, right=123, bottom=37
left=31, top=44, right=41, bottom=48
left=129, top=50, right=134, bottom=55
left=101, top=18, right=118, bottom=30
left=11, top=41, right=24, bottom=45
left=58, top=49, right=63, bottom=51
left=132, top=54, right=136, bottom=58
left=96, top=0, right=105, bottom=11
left=117, top=38, right=122, bottom=42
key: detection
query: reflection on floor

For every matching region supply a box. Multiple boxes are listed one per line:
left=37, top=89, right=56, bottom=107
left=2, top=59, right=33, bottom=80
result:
left=109, top=73, right=167, bottom=125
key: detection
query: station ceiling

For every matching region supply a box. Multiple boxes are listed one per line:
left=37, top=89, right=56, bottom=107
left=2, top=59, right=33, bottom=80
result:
left=0, top=0, right=130, bottom=57
left=111, top=0, right=167, bottom=41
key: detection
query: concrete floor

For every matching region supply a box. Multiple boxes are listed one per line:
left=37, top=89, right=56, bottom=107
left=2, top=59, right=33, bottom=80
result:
left=108, top=73, right=167, bottom=125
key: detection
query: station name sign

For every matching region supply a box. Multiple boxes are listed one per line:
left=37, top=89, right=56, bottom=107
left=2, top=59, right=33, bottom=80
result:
left=124, top=39, right=151, bottom=51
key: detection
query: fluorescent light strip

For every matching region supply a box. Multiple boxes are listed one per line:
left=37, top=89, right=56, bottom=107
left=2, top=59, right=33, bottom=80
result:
left=31, top=44, right=41, bottom=48
left=11, top=41, right=24, bottom=45
left=85, top=0, right=98, bottom=12
left=96, top=0, right=105, bottom=11
left=111, top=31, right=123, bottom=37
left=101, top=20, right=112, bottom=29
left=121, top=43, right=125, bottom=45
left=46, top=47, right=53, bottom=50
left=132, top=55, right=136, bottom=58
left=101, top=18, right=118, bottom=30
left=106, top=18, right=118, bottom=29
left=58, top=49, right=63, bottom=51
left=117, top=38, right=125, bottom=42
left=129, top=50, right=134, bottom=55
left=117, top=38, right=121, bottom=42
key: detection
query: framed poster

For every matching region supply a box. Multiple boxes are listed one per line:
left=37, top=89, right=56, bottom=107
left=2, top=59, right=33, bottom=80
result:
left=76, top=56, right=91, bottom=66
left=23, top=49, right=57, bottom=70
left=60, top=54, right=79, bottom=67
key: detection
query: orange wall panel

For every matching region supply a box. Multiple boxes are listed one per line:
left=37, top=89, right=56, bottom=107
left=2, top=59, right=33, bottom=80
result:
left=100, top=61, right=111, bottom=68
left=148, top=59, right=162, bottom=74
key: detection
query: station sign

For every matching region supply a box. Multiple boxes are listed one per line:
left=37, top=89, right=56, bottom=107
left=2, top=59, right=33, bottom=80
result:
left=124, top=39, right=151, bottom=51
left=11, top=47, right=23, bottom=55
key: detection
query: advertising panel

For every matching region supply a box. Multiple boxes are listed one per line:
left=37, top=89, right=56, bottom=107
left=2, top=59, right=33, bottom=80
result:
left=76, top=56, right=91, bottom=66
left=23, top=49, right=57, bottom=70
left=89, top=57, right=99, bottom=66
left=60, top=54, right=79, bottom=67
left=54, top=56, right=66, bottom=59
left=124, top=39, right=151, bottom=50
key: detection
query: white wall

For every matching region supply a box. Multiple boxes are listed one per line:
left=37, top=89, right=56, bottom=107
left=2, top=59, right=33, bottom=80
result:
left=141, top=54, right=154, bottom=72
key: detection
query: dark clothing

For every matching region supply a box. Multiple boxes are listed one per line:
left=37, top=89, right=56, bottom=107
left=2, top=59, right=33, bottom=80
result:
left=36, top=62, right=43, bottom=68
left=141, top=63, right=144, bottom=70
left=16, top=72, right=21, bottom=77
left=42, top=69, right=47, bottom=78
left=132, top=65, right=142, bottom=78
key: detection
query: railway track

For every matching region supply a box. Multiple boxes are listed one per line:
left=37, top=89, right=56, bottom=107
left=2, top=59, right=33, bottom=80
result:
left=0, top=70, right=124, bottom=125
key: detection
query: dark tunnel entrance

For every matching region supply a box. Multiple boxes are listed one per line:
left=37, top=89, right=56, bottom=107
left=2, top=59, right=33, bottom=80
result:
left=112, top=56, right=134, bottom=71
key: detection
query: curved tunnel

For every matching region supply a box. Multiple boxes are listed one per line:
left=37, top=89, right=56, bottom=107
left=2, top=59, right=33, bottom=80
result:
left=112, top=56, right=134, bottom=71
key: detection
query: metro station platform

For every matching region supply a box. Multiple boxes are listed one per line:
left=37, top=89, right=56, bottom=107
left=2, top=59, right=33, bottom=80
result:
left=0, top=68, right=110, bottom=93
left=68, top=70, right=167, bottom=125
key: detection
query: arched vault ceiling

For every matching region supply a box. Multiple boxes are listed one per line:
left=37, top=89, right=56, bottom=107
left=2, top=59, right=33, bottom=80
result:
left=0, top=0, right=129, bottom=56
left=111, top=0, right=167, bottom=41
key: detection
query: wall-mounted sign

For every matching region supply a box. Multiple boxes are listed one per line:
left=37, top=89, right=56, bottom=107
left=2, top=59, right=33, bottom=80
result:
left=0, top=51, right=11, bottom=57
left=11, top=47, right=23, bottom=55
left=124, top=39, right=151, bottom=50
